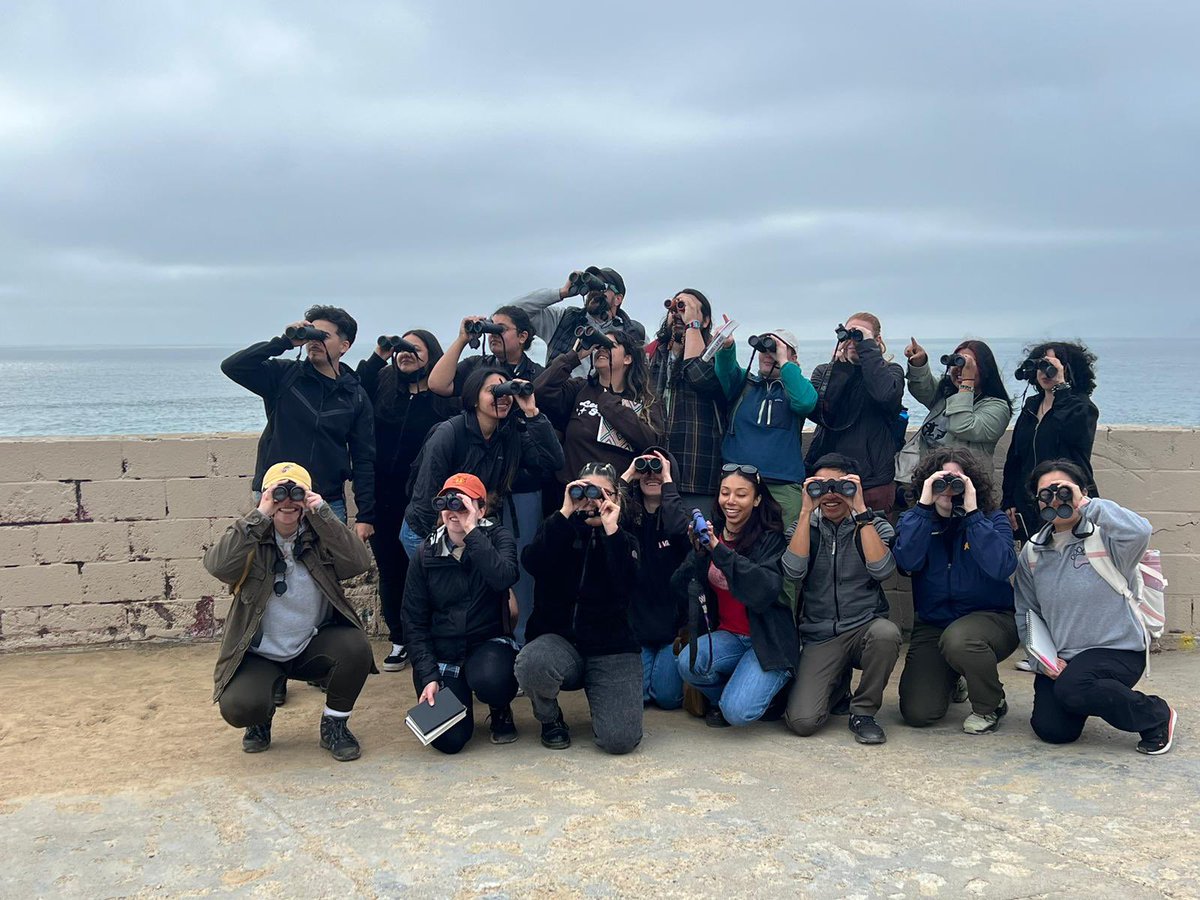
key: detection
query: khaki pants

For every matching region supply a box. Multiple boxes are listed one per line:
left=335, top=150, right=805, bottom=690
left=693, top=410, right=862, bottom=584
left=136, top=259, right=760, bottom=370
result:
left=785, top=618, right=901, bottom=736
left=765, top=481, right=804, bottom=615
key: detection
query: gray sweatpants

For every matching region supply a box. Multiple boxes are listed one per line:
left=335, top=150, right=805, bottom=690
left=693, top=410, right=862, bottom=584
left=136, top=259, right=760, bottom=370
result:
left=514, top=633, right=643, bottom=755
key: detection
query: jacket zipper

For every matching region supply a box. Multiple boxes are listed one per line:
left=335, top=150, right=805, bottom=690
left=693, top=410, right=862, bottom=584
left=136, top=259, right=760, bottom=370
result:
left=831, top=524, right=840, bottom=635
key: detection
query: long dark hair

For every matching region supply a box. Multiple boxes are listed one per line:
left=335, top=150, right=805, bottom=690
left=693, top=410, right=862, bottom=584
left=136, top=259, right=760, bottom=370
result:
left=911, top=447, right=999, bottom=512
left=709, top=469, right=784, bottom=553
left=603, top=330, right=656, bottom=425
left=935, top=339, right=1012, bottom=416
left=656, top=288, right=714, bottom=347
left=376, top=328, right=444, bottom=409
left=460, top=365, right=521, bottom=495
left=1026, top=458, right=1092, bottom=500
left=1022, top=340, right=1098, bottom=396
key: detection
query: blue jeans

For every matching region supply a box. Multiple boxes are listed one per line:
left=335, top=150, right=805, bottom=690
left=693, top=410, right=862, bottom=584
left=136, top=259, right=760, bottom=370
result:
left=507, top=490, right=542, bottom=646
left=677, top=630, right=792, bottom=726
left=642, top=644, right=684, bottom=710
left=399, top=518, right=423, bottom=560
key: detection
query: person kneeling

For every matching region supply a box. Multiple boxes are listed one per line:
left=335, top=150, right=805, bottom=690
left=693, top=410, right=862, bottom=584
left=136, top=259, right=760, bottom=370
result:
left=1016, top=460, right=1177, bottom=755
left=516, top=464, right=643, bottom=754
left=204, top=462, right=375, bottom=761
left=673, top=464, right=795, bottom=728
left=403, top=474, right=521, bottom=754
left=783, top=453, right=901, bottom=744
left=893, top=449, right=1019, bottom=734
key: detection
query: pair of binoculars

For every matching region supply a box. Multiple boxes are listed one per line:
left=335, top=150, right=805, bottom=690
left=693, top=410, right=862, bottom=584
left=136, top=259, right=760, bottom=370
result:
left=634, top=456, right=662, bottom=473
left=806, top=478, right=858, bottom=500
left=569, top=483, right=605, bottom=501
left=569, top=270, right=609, bottom=295
left=575, top=325, right=613, bottom=349
left=491, top=380, right=534, bottom=398
left=691, top=508, right=712, bottom=546
left=834, top=324, right=864, bottom=343
left=1015, top=356, right=1058, bottom=381
left=465, top=320, right=505, bottom=336
left=932, top=475, right=965, bottom=495
left=1037, top=484, right=1075, bottom=521
left=285, top=325, right=327, bottom=342
left=271, top=481, right=306, bottom=503
left=378, top=335, right=419, bottom=354
left=748, top=334, right=777, bottom=354
left=432, top=493, right=468, bottom=512
left=941, top=353, right=967, bottom=368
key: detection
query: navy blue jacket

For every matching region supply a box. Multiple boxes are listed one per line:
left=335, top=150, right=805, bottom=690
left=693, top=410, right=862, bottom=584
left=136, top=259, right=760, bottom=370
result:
left=892, top=505, right=1017, bottom=628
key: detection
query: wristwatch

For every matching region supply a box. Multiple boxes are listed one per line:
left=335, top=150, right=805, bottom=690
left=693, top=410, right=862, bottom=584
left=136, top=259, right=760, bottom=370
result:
left=853, top=509, right=876, bottom=526
left=1051, top=381, right=1071, bottom=393
left=685, top=320, right=702, bottom=330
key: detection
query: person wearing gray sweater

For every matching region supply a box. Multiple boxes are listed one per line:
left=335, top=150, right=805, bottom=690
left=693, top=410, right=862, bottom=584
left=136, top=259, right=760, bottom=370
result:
left=1015, top=459, right=1176, bottom=755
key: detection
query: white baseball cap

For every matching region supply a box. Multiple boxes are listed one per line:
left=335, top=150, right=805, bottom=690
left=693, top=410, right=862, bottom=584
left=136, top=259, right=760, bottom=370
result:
left=770, top=329, right=799, bottom=354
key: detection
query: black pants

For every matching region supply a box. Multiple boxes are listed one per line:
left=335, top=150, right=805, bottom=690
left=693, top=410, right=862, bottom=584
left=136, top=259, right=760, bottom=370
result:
left=219, top=625, right=373, bottom=727
left=370, top=511, right=408, bottom=644
left=411, top=641, right=518, bottom=755
left=1031, top=647, right=1170, bottom=744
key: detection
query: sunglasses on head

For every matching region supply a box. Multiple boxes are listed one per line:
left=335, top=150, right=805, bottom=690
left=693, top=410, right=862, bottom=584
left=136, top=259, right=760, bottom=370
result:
left=721, top=463, right=761, bottom=482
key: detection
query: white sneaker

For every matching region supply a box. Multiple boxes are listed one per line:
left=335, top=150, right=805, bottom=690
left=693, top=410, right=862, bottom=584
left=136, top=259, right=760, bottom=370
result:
left=1014, top=657, right=1034, bottom=673
left=963, top=699, right=1008, bottom=735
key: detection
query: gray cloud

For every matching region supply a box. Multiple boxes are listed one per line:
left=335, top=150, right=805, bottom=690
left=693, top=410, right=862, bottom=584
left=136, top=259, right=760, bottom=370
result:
left=1, top=0, right=1196, bottom=350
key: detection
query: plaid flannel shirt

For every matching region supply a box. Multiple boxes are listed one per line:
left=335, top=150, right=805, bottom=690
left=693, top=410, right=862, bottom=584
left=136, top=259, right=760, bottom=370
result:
left=648, top=346, right=727, bottom=495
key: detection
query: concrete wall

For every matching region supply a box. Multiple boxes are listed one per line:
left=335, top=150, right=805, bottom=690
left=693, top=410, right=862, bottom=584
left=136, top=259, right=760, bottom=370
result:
left=0, top=428, right=1196, bottom=653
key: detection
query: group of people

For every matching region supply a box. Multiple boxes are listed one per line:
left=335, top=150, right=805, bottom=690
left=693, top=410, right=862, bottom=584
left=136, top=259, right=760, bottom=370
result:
left=203, top=267, right=1177, bottom=763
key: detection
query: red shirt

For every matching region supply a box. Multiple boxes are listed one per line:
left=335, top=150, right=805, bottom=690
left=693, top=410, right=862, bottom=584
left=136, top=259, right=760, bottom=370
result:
left=708, top=538, right=751, bottom=636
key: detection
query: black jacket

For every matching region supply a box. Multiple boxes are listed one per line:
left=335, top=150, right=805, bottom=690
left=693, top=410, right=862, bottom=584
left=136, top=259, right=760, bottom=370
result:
left=401, top=522, right=519, bottom=689
left=805, top=340, right=904, bottom=490
left=403, top=410, right=565, bottom=538
left=522, top=512, right=641, bottom=657
left=1001, top=387, right=1100, bottom=536
left=222, top=337, right=377, bottom=522
left=627, top=481, right=692, bottom=647
left=671, top=530, right=797, bottom=672
left=356, top=355, right=457, bottom=524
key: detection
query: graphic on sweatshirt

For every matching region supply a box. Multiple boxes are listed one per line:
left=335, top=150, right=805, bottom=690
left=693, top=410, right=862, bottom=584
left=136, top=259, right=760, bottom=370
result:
left=1070, top=544, right=1091, bottom=569
left=592, top=398, right=644, bottom=451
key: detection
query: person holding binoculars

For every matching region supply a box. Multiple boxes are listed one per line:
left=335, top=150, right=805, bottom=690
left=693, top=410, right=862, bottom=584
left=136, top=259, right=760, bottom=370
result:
left=1001, top=341, right=1100, bottom=546
left=672, top=464, right=795, bottom=728
left=401, top=473, right=523, bottom=753
left=805, top=313, right=905, bottom=515
left=782, top=453, right=900, bottom=744
left=899, top=338, right=1013, bottom=487
left=400, top=367, right=564, bottom=561
left=203, top=463, right=376, bottom=762
left=516, top=463, right=644, bottom=754
left=534, top=328, right=663, bottom=490
left=647, top=289, right=728, bottom=517
left=511, top=267, right=645, bottom=376
left=892, top=449, right=1020, bottom=735
left=1015, top=460, right=1176, bottom=755
left=355, top=329, right=455, bottom=673
left=221, top=305, right=376, bottom=540
left=621, top=448, right=691, bottom=710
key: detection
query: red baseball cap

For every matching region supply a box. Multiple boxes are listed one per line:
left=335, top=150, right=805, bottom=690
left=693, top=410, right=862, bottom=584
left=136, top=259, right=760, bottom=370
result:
left=438, top=473, right=487, bottom=501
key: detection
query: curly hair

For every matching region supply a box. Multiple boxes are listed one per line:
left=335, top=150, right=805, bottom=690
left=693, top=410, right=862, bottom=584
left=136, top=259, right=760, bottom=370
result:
left=910, top=447, right=998, bottom=512
left=1021, top=339, right=1097, bottom=396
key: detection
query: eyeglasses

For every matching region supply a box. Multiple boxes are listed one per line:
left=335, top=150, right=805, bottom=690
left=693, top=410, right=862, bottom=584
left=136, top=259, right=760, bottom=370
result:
left=721, top=463, right=761, bottom=481
left=272, top=558, right=288, bottom=596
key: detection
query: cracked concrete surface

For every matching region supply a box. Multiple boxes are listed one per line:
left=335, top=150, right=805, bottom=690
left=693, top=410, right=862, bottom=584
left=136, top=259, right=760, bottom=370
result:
left=1, top=643, right=1197, bottom=898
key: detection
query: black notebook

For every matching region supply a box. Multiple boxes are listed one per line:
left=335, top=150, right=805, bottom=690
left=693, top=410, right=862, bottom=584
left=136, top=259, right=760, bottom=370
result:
left=406, top=692, right=468, bottom=746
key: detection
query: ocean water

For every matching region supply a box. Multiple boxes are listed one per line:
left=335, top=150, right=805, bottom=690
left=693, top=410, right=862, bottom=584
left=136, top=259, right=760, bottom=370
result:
left=0, top=339, right=1195, bottom=437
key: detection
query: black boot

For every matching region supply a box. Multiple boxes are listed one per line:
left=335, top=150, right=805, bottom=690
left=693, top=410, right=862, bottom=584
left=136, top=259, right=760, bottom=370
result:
left=540, top=713, right=571, bottom=749
left=489, top=705, right=519, bottom=744
left=272, top=677, right=288, bottom=708
left=319, top=715, right=362, bottom=761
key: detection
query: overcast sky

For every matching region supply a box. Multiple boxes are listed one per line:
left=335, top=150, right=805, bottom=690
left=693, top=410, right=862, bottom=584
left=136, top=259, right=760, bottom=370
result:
left=1, top=1, right=1196, bottom=350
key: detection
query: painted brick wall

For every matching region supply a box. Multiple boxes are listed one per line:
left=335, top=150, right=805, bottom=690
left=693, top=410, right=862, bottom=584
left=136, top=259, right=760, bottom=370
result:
left=0, top=428, right=1196, bottom=652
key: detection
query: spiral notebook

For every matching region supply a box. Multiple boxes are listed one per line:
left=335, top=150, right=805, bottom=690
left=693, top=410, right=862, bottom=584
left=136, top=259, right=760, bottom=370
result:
left=405, top=692, right=468, bottom=746
left=1025, top=610, right=1064, bottom=676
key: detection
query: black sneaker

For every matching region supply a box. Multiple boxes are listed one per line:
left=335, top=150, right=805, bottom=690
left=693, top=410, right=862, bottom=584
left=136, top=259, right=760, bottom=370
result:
left=383, top=646, right=409, bottom=672
left=1137, top=706, right=1178, bottom=756
left=705, top=707, right=731, bottom=728
left=540, top=714, right=571, bottom=749
left=488, top=705, right=519, bottom=744
left=242, top=719, right=272, bottom=753
left=849, top=714, right=887, bottom=745
left=319, top=715, right=362, bottom=761
left=272, top=678, right=287, bottom=708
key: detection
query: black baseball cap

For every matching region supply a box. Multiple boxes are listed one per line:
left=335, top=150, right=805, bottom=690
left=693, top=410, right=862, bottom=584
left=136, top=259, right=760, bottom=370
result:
left=585, top=266, right=625, bottom=296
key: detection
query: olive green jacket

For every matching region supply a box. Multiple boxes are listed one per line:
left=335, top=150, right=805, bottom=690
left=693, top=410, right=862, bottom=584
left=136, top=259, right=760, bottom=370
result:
left=906, top=362, right=1012, bottom=463
left=203, top=502, right=375, bottom=702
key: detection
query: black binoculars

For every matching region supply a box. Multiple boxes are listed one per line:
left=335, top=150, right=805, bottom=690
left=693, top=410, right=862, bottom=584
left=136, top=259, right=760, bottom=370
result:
left=491, top=380, right=534, bottom=398
left=378, top=335, right=419, bottom=354
left=432, top=493, right=467, bottom=512
left=932, top=475, right=965, bottom=495
left=1037, top=484, right=1075, bottom=522
left=748, top=334, right=777, bottom=354
left=835, top=324, right=864, bottom=343
left=634, top=456, right=663, bottom=473
left=570, top=270, right=610, bottom=295
left=569, top=483, right=605, bottom=501
left=1015, top=356, right=1057, bottom=381
left=286, top=325, right=327, bottom=342
left=271, top=481, right=306, bottom=503
left=806, top=478, right=858, bottom=499
left=940, top=353, right=967, bottom=368
left=575, top=325, right=613, bottom=349
left=465, top=320, right=505, bottom=336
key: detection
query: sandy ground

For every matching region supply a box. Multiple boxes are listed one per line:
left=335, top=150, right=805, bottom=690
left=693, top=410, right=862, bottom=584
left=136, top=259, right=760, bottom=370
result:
left=1, top=642, right=1199, bottom=898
